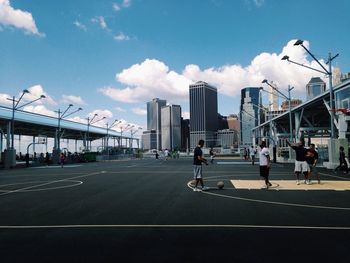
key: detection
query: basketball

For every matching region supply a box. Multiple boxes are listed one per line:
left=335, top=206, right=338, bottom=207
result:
left=217, top=181, right=224, bottom=189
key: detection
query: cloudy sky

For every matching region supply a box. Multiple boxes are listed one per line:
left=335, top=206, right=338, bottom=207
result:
left=1, top=0, right=350, bottom=133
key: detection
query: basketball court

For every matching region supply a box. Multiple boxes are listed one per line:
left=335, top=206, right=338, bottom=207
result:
left=0, top=158, right=349, bottom=262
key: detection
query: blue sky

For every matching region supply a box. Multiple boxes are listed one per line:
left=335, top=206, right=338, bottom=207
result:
left=1, top=0, right=350, bottom=134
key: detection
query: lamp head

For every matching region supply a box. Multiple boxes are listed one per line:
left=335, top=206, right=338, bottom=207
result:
left=69, top=104, right=73, bottom=107
left=78, top=107, right=83, bottom=111
left=23, top=89, right=30, bottom=94
left=40, top=95, right=46, bottom=99
left=281, top=55, right=289, bottom=61
left=294, top=39, right=303, bottom=46
left=262, top=79, right=268, bottom=84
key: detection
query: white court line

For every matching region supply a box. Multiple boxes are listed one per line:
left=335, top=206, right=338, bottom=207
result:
left=0, top=224, right=349, bottom=230
left=0, top=171, right=102, bottom=196
left=187, top=181, right=350, bottom=211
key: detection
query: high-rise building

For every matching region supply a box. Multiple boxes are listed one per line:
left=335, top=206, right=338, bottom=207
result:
left=268, top=81, right=279, bottom=111
left=161, top=105, right=181, bottom=150
left=141, top=130, right=157, bottom=150
left=189, top=81, right=218, bottom=148
left=181, top=118, right=190, bottom=152
left=240, top=87, right=261, bottom=146
left=306, top=77, right=326, bottom=100
left=146, top=98, right=166, bottom=150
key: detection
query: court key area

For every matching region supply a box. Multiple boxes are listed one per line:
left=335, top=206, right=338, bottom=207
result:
left=0, top=158, right=350, bottom=262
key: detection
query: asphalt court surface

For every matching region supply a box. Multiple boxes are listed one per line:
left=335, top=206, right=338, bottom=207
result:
left=0, top=158, right=350, bottom=262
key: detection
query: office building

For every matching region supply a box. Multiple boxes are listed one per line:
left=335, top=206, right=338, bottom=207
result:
left=141, top=130, right=157, bottom=150
left=189, top=81, right=218, bottom=148
left=240, top=87, right=261, bottom=146
left=306, top=77, right=326, bottom=100
left=146, top=98, right=166, bottom=150
left=161, top=104, right=181, bottom=150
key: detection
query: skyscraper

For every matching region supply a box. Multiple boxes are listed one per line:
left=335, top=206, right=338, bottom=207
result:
left=189, top=81, right=218, bottom=148
left=306, top=77, right=326, bottom=100
left=146, top=98, right=166, bottom=150
left=161, top=104, right=181, bottom=151
left=240, top=87, right=261, bottom=146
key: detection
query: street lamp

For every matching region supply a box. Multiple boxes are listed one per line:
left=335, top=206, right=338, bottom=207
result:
left=105, top=119, right=119, bottom=151
left=86, top=114, right=106, bottom=151
left=55, top=104, right=82, bottom=151
left=7, top=90, right=46, bottom=149
left=262, top=79, right=294, bottom=141
left=281, top=39, right=339, bottom=138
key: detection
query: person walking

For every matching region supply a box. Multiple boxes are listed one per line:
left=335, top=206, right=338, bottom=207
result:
left=259, top=141, right=271, bottom=189
left=60, top=152, right=65, bottom=168
left=250, top=145, right=256, bottom=165
left=45, top=152, right=50, bottom=166
left=193, top=139, right=209, bottom=192
left=286, top=138, right=309, bottom=185
left=306, top=144, right=320, bottom=184
left=334, top=146, right=349, bottom=174
left=209, top=147, right=215, bottom=164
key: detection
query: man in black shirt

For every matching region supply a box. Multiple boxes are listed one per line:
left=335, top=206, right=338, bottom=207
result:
left=286, top=138, right=310, bottom=185
left=306, top=144, right=320, bottom=184
left=193, top=139, right=208, bottom=192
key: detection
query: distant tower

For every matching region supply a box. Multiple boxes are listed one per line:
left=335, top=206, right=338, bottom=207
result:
left=333, top=67, right=342, bottom=87
left=189, top=81, right=218, bottom=148
left=161, top=104, right=181, bottom=151
left=240, top=87, right=261, bottom=146
left=147, top=98, right=167, bottom=150
left=306, top=77, right=326, bottom=100
left=269, top=81, right=279, bottom=111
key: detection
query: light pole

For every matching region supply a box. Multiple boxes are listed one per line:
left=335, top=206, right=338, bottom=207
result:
left=105, top=119, right=119, bottom=152
left=5, top=90, right=45, bottom=168
left=55, top=104, right=82, bottom=151
left=7, top=90, right=46, bottom=149
left=86, top=114, right=106, bottom=151
left=281, top=39, right=338, bottom=138
left=262, top=79, right=294, bottom=142
left=130, top=127, right=142, bottom=148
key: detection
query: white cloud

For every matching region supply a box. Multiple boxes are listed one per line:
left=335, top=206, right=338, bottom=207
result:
left=91, top=16, right=108, bottom=30
left=253, top=0, right=264, bottom=7
left=0, top=0, right=44, bottom=36
left=73, top=20, right=87, bottom=31
left=182, top=111, right=190, bottom=119
left=112, top=3, right=121, bottom=11
left=62, top=94, right=86, bottom=105
left=114, top=32, right=130, bottom=41
left=23, top=105, right=56, bottom=117
left=115, top=106, right=126, bottom=112
left=132, top=107, right=147, bottom=115
left=88, top=109, right=113, bottom=120
left=67, top=116, right=87, bottom=124
left=122, top=0, right=131, bottom=7
left=0, top=92, right=12, bottom=106
left=113, top=0, right=131, bottom=11
left=25, top=85, right=56, bottom=105
left=100, top=40, right=327, bottom=105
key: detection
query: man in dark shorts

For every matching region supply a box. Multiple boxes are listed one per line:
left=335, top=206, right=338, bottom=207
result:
left=306, top=143, right=320, bottom=184
left=259, top=141, right=271, bottom=189
left=193, top=139, right=208, bottom=192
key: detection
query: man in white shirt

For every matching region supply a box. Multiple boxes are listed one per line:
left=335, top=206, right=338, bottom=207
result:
left=259, top=141, right=271, bottom=189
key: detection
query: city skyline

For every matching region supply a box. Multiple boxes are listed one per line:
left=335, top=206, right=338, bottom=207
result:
left=1, top=0, right=350, bottom=134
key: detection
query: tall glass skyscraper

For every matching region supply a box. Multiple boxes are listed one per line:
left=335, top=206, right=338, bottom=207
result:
left=161, top=105, right=181, bottom=150
left=189, top=81, right=218, bottom=148
left=146, top=98, right=167, bottom=150
left=240, top=87, right=262, bottom=146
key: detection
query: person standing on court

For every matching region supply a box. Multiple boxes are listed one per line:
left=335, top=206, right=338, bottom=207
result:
left=259, top=141, right=271, bottom=189
left=60, top=152, right=65, bottom=168
left=286, top=138, right=309, bottom=185
left=250, top=145, right=256, bottom=165
left=209, top=147, right=215, bottom=164
left=334, top=146, right=349, bottom=173
left=306, top=144, right=320, bottom=184
left=193, top=139, right=209, bottom=192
